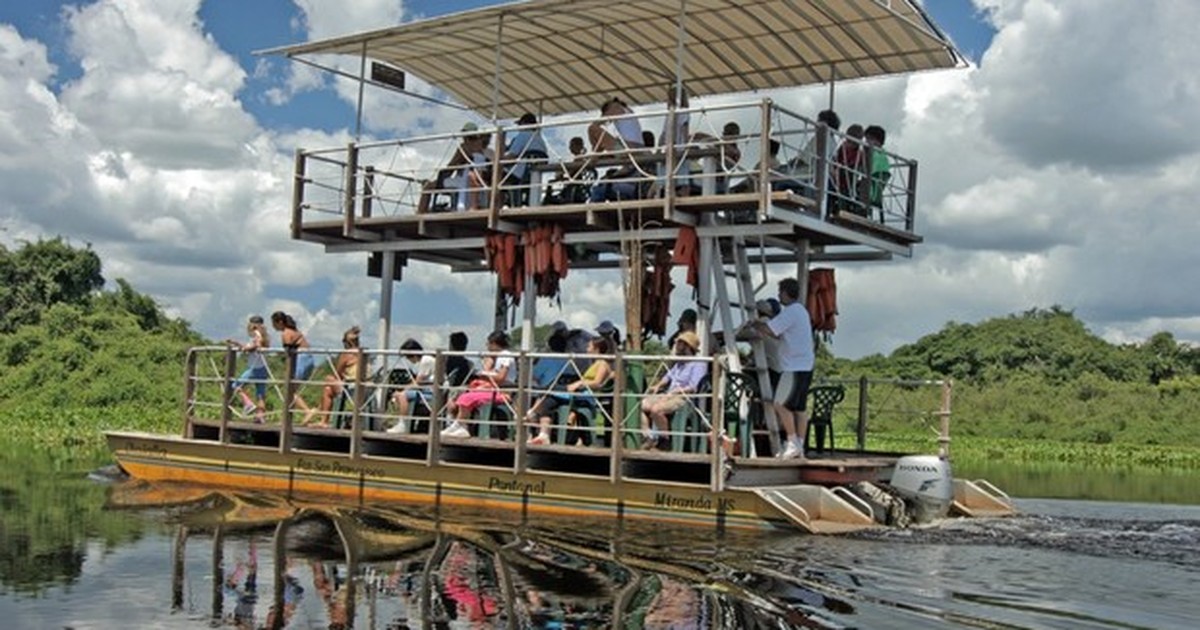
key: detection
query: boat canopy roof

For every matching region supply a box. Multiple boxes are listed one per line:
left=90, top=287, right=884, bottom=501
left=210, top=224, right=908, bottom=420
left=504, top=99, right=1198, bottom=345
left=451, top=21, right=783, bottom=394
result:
left=260, top=0, right=962, bottom=118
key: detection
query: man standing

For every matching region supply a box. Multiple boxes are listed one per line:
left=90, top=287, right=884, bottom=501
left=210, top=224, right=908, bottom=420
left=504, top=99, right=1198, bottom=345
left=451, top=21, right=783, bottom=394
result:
left=753, top=277, right=814, bottom=459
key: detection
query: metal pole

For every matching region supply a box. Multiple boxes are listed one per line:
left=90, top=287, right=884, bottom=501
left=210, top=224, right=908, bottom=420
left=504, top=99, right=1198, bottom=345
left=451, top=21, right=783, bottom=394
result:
left=355, top=42, right=367, bottom=141
left=491, top=13, right=506, bottom=122
left=828, top=64, right=836, bottom=111
left=379, top=251, right=394, bottom=352
left=856, top=375, right=868, bottom=451
left=674, top=0, right=689, bottom=97
left=938, top=379, right=952, bottom=460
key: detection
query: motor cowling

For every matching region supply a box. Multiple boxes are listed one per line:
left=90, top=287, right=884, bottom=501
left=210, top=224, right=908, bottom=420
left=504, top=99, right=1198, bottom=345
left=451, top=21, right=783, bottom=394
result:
left=889, top=455, right=953, bottom=523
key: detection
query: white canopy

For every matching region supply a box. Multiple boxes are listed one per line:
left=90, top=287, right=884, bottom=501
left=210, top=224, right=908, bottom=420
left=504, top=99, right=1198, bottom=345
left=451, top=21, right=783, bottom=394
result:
left=261, top=0, right=962, bottom=118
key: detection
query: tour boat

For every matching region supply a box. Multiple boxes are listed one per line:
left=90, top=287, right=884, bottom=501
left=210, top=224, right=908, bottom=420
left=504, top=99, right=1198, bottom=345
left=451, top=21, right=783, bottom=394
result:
left=107, top=0, right=1015, bottom=533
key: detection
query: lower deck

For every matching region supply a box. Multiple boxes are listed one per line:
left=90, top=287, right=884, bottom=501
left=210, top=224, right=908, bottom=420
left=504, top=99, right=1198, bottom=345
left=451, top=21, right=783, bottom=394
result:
left=192, top=418, right=899, bottom=488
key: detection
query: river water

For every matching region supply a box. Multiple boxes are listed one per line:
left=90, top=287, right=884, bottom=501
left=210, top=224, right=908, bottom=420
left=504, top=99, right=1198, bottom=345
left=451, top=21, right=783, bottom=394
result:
left=0, top=453, right=1197, bottom=629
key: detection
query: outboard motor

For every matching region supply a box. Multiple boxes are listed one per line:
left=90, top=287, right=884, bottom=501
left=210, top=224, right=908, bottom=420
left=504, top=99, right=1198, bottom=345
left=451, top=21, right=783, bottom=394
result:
left=889, top=455, right=953, bottom=523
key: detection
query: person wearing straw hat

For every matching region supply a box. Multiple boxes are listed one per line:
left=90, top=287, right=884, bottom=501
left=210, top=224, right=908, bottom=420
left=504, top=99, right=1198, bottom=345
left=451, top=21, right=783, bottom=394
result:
left=639, top=331, right=707, bottom=450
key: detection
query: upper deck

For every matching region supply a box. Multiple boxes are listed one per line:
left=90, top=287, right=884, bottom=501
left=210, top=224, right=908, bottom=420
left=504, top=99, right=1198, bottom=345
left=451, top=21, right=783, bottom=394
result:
left=268, top=0, right=962, bottom=270
left=292, top=99, right=922, bottom=269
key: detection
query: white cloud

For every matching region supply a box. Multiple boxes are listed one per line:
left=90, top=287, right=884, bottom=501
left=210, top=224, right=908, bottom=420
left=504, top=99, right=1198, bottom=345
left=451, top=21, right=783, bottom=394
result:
left=60, top=0, right=257, bottom=169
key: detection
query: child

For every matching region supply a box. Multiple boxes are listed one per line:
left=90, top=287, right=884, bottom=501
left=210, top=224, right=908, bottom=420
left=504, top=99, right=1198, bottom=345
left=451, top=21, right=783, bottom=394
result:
left=227, top=315, right=270, bottom=422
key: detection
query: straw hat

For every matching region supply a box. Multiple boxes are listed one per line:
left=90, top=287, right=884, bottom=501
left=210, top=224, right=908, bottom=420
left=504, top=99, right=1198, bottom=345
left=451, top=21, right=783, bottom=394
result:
left=676, top=331, right=700, bottom=351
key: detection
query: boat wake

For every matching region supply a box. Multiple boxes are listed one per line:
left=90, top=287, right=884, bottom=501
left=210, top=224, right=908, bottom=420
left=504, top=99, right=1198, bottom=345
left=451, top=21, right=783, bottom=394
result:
left=850, top=512, right=1200, bottom=568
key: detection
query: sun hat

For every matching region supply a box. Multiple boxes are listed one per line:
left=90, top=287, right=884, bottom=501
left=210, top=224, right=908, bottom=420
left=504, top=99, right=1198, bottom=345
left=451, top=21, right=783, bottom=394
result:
left=676, top=331, right=700, bottom=351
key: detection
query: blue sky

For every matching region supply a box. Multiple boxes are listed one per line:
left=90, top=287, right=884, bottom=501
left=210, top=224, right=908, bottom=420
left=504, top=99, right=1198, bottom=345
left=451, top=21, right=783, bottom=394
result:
left=3, top=1, right=1198, bottom=357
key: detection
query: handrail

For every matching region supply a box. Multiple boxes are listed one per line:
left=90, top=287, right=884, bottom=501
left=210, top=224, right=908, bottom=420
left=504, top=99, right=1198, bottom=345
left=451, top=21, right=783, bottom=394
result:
left=290, top=98, right=921, bottom=239
left=184, top=346, right=732, bottom=485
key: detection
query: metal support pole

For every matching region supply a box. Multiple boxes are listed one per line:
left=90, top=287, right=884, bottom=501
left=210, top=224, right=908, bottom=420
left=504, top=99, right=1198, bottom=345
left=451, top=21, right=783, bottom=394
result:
left=350, top=347, right=365, bottom=458
left=355, top=42, right=367, bottom=140
left=697, top=236, right=714, bottom=355
left=221, top=347, right=236, bottom=444
left=183, top=350, right=197, bottom=438
left=379, top=250, right=395, bottom=352
left=856, top=375, right=868, bottom=451
left=521, top=260, right=536, bottom=351
left=795, top=239, right=810, bottom=301
left=938, top=380, right=953, bottom=460
left=491, top=13, right=506, bottom=122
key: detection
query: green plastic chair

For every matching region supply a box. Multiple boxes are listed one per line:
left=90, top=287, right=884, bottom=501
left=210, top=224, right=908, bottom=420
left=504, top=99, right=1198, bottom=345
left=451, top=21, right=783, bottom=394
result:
left=805, top=384, right=845, bottom=453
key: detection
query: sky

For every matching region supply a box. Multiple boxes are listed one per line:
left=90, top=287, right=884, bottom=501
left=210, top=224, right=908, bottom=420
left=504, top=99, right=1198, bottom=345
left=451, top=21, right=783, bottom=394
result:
left=1, top=0, right=1198, bottom=358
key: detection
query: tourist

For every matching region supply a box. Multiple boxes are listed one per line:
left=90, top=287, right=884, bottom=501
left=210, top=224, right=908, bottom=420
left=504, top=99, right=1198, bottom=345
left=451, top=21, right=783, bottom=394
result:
left=751, top=278, right=814, bottom=459
left=388, top=338, right=436, bottom=434
left=227, top=315, right=270, bottom=422
left=442, top=330, right=516, bottom=439
left=306, top=326, right=364, bottom=427
left=640, top=331, right=708, bottom=451
left=271, top=310, right=316, bottom=417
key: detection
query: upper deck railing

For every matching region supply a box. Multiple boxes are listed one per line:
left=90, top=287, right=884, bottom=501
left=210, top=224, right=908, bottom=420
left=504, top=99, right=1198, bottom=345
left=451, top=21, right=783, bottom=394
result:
left=291, top=99, right=920, bottom=256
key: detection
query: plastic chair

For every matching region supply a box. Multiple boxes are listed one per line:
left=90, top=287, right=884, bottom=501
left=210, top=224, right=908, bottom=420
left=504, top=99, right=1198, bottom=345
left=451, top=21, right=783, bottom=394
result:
left=724, top=372, right=755, bottom=457
left=805, top=384, right=845, bottom=453
left=669, top=374, right=712, bottom=453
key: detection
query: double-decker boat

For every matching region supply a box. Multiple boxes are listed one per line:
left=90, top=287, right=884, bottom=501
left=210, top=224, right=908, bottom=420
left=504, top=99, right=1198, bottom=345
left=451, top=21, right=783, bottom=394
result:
left=106, top=0, right=1014, bottom=533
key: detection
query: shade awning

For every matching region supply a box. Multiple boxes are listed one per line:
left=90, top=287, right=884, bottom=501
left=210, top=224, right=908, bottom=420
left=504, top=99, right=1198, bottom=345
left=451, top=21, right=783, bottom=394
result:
left=260, top=0, right=963, bottom=118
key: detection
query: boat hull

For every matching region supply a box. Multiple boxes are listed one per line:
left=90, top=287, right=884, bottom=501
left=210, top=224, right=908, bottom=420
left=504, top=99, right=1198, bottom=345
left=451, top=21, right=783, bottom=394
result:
left=107, top=431, right=799, bottom=532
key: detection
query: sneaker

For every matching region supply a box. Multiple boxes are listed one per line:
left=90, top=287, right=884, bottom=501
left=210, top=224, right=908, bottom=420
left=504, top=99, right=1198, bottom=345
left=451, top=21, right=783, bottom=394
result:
left=440, top=421, right=470, bottom=439
left=780, top=441, right=802, bottom=459
left=527, top=433, right=549, bottom=446
left=386, top=419, right=408, bottom=434
left=791, top=437, right=808, bottom=460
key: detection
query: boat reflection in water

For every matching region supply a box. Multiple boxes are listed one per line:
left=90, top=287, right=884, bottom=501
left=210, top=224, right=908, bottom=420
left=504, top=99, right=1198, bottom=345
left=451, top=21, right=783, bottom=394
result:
left=107, top=479, right=851, bottom=629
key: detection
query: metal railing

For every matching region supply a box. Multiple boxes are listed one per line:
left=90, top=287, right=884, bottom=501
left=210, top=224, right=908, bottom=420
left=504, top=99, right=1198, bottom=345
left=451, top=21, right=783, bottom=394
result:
left=291, top=99, right=919, bottom=235
left=184, top=346, right=732, bottom=491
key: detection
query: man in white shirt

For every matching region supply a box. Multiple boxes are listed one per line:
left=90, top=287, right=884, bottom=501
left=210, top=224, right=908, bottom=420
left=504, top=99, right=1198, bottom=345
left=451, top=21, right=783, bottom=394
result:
left=389, top=338, right=436, bottom=433
left=752, top=277, right=814, bottom=459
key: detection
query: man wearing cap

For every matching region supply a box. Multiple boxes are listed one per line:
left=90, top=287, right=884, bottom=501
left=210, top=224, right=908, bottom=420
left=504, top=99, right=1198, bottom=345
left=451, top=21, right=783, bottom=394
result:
left=666, top=308, right=698, bottom=349
left=640, top=331, right=707, bottom=450
left=417, top=121, right=491, bottom=213
left=595, top=320, right=621, bottom=350
left=753, top=298, right=783, bottom=382
left=752, top=278, right=814, bottom=459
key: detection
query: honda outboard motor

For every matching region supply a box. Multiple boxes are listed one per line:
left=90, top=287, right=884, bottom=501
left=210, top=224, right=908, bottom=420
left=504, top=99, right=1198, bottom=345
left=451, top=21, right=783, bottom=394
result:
left=889, top=455, right=953, bottom=523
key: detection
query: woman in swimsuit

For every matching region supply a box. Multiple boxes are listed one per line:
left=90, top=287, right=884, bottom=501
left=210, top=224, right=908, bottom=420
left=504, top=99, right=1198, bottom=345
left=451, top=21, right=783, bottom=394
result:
left=306, top=326, right=363, bottom=427
left=271, top=311, right=316, bottom=417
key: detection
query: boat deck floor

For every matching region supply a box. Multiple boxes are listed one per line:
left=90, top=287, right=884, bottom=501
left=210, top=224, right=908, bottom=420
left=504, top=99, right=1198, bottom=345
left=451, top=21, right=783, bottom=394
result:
left=191, top=420, right=900, bottom=487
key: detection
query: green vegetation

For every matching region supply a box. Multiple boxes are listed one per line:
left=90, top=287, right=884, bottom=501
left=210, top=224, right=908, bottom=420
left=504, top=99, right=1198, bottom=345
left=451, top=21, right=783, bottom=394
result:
left=0, top=239, right=201, bottom=453
left=818, top=307, right=1200, bottom=464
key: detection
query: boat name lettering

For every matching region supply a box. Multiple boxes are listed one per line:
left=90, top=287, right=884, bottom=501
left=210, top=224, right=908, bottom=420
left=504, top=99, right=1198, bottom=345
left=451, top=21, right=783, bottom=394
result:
left=295, top=458, right=385, bottom=478
left=654, top=492, right=735, bottom=512
left=487, top=477, right=547, bottom=495
left=122, top=441, right=167, bottom=458
left=897, top=463, right=940, bottom=473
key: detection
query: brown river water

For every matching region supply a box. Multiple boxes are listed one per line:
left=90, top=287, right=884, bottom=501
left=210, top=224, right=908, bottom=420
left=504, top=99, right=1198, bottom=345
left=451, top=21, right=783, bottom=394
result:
left=0, top=452, right=1197, bottom=629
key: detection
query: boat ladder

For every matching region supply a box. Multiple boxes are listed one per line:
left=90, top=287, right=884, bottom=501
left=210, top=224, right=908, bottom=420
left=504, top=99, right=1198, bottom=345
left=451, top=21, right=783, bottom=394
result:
left=754, top=485, right=877, bottom=534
